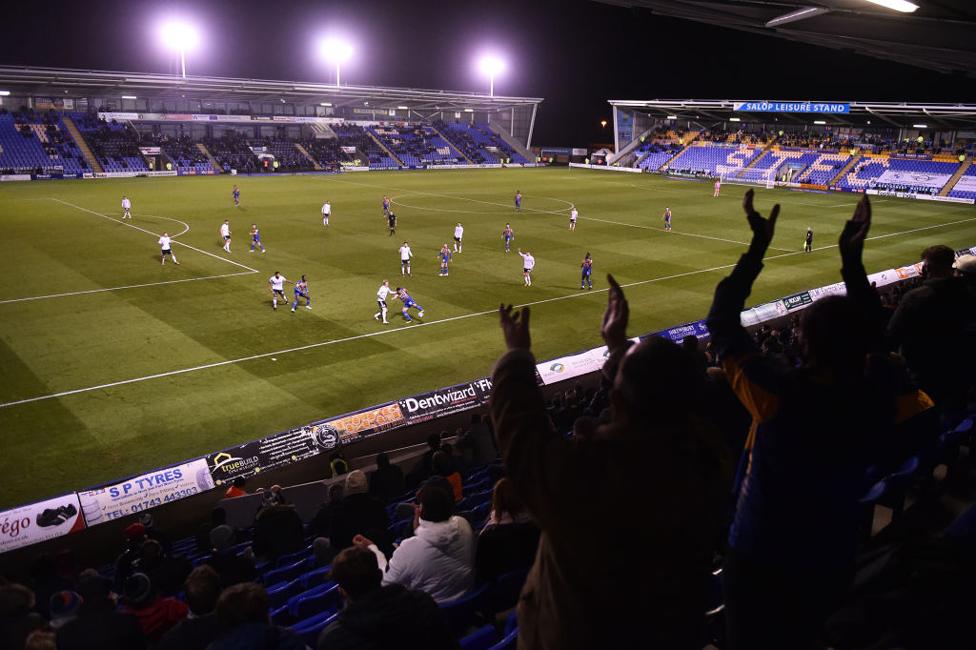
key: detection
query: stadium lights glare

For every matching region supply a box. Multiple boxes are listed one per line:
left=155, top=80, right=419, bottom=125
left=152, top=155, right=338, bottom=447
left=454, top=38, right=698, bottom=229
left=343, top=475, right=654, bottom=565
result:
left=320, top=102, right=332, bottom=107
left=463, top=108, right=474, bottom=112
left=765, top=6, right=830, bottom=28
left=666, top=115, right=678, bottom=120
left=477, top=55, right=506, bottom=97
left=913, top=123, right=928, bottom=128
left=159, top=20, right=201, bottom=79
left=397, top=105, right=409, bottom=110
left=729, top=117, right=741, bottom=122
left=864, top=0, right=919, bottom=12
left=318, top=37, right=354, bottom=87
left=122, top=95, right=138, bottom=100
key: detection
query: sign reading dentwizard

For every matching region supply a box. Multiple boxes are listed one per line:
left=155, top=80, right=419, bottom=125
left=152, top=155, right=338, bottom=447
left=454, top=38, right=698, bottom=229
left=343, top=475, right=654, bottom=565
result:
left=734, top=101, right=849, bottom=114
left=399, top=379, right=493, bottom=423
left=0, top=493, right=85, bottom=554
left=79, top=459, right=214, bottom=526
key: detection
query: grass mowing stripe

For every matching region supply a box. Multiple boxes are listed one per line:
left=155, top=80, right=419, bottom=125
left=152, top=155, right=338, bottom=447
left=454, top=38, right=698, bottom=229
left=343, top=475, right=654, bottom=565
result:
left=0, top=271, right=257, bottom=305
left=49, top=198, right=261, bottom=274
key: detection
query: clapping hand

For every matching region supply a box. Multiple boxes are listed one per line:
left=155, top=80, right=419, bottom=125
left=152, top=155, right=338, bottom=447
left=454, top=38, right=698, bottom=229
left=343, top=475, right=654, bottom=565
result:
left=743, top=189, right=781, bottom=255
left=838, top=195, right=871, bottom=262
left=499, top=304, right=531, bottom=351
left=601, top=274, right=629, bottom=352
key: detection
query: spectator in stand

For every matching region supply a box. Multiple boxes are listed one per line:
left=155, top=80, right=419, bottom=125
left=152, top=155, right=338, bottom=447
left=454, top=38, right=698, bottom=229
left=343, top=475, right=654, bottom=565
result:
left=26, top=629, right=57, bottom=650
left=138, top=513, right=171, bottom=552
left=156, top=566, right=221, bottom=650
left=456, top=414, right=497, bottom=469
left=204, top=525, right=257, bottom=589
left=706, top=192, right=934, bottom=650
left=310, top=483, right=345, bottom=538
left=47, top=591, right=82, bottom=631
left=354, top=483, right=475, bottom=603
left=224, top=477, right=247, bottom=499
left=330, top=451, right=350, bottom=477
left=490, top=274, right=728, bottom=648
left=330, top=470, right=392, bottom=556
left=113, top=522, right=147, bottom=591
left=56, top=572, right=146, bottom=650
left=312, top=537, right=336, bottom=568
left=252, top=493, right=305, bottom=562
left=131, top=538, right=191, bottom=597
left=208, top=583, right=305, bottom=650
left=570, top=415, right=597, bottom=441
left=120, top=573, right=187, bottom=643
left=887, top=245, right=976, bottom=416
left=196, top=507, right=227, bottom=554
left=475, top=478, right=540, bottom=584
left=316, top=545, right=458, bottom=650
left=0, top=583, right=45, bottom=650
left=368, top=452, right=404, bottom=503
left=431, top=451, right=463, bottom=502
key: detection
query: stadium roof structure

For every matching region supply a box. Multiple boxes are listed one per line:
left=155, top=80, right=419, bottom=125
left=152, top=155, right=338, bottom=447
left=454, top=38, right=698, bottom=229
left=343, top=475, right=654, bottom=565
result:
left=595, top=0, right=976, bottom=78
left=610, top=99, right=976, bottom=129
left=0, top=65, right=543, bottom=114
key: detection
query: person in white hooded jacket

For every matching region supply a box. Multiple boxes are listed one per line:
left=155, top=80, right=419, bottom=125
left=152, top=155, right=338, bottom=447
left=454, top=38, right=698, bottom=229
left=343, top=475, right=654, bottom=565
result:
left=354, top=481, right=475, bottom=604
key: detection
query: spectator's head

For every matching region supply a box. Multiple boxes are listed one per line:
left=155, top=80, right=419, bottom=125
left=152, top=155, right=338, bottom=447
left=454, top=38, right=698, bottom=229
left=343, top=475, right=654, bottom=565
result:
left=572, top=415, right=598, bottom=441
left=209, top=524, right=235, bottom=553
left=122, top=573, right=154, bottom=608
left=375, top=452, right=390, bottom=469
left=426, top=433, right=441, bottom=451
left=418, top=483, right=454, bottom=523
left=920, top=245, right=955, bottom=279
left=232, top=477, right=246, bottom=490
left=797, top=295, right=867, bottom=378
left=138, top=513, right=155, bottom=530
left=681, top=335, right=699, bottom=352
left=330, top=546, right=382, bottom=602
left=344, top=470, right=368, bottom=496
left=0, top=583, right=36, bottom=619
left=216, top=583, right=269, bottom=629
left=124, top=522, right=146, bottom=545
left=328, top=483, right=345, bottom=503
left=76, top=573, right=113, bottom=613
left=612, top=337, right=704, bottom=428
left=490, top=478, right=528, bottom=523
left=312, top=537, right=332, bottom=565
left=954, top=253, right=976, bottom=282
left=48, top=590, right=82, bottom=628
left=211, top=507, right=227, bottom=526
left=184, top=566, right=220, bottom=617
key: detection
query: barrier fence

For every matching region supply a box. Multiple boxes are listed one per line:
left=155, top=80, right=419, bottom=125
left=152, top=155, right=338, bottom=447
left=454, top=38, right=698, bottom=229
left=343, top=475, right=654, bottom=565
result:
left=1, top=245, right=973, bottom=554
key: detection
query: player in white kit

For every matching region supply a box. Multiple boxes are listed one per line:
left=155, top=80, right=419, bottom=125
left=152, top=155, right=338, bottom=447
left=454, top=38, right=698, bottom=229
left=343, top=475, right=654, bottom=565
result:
left=322, top=201, right=331, bottom=227
left=220, top=220, right=232, bottom=252
left=569, top=206, right=578, bottom=231
left=121, top=196, right=132, bottom=221
left=268, top=272, right=289, bottom=310
left=453, top=223, right=464, bottom=253
left=518, top=249, right=535, bottom=286
left=158, top=232, right=179, bottom=265
left=374, top=280, right=392, bottom=324
left=399, top=242, right=413, bottom=276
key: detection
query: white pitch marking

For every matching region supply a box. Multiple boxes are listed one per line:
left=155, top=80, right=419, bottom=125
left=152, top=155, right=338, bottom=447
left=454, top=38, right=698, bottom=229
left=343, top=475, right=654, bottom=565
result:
left=0, top=271, right=257, bottom=305
left=49, top=199, right=260, bottom=274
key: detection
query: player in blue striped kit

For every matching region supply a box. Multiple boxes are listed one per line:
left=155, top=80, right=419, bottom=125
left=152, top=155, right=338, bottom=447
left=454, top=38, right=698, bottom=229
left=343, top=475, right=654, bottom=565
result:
left=291, top=275, right=311, bottom=312
left=394, top=287, right=424, bottom=321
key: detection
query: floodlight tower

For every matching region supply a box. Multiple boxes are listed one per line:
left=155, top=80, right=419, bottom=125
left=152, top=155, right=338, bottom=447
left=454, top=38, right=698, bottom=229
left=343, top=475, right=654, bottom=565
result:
left=319, top=37, right=354, bottom=87
left=160, top=21, right=200, bottom=79
left=478, top=55, right=505, bottom=97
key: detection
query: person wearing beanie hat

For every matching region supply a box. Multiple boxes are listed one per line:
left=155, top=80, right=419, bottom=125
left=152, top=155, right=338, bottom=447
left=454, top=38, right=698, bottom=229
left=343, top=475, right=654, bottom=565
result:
left=204, top=525, right=257, bottom=589
left=48, top=591, right=83, bottom=629
left=330, top=470, right=392, bottom=555
left=120, top=573, right=188, bottom=643
left=56, top=574, right=146, bottom=650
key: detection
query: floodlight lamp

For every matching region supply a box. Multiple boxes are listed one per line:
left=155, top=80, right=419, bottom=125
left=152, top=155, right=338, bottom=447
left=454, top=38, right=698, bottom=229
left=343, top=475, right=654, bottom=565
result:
left=122, top=95, right=137, bottom=100
left=729, top=117, right=741, bottom=122
left=912, top=123, right=927, bottom=128
left=0, top=90, right=10, bottom=96
left=864, top=0, right=919, bottom=13
left=478, top=55, right=505, bottom=77
left=666, top=115, right=678, bottom=120
left=814, top=120, right=826, bottom=125
left=600, top=119, right=608, bottom=128
left=160, top=20, right=200, bottom=51
left=319, top=37, right=353, bottom=63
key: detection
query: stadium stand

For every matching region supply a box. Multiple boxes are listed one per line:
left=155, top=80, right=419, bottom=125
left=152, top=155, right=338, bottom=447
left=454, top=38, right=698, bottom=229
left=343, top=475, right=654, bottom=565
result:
left=70, top=111, right=150, bottom=173
left=203, top=132, right=260, bottom=173
left=0, top=110, right=88, bottom=175
left=949, top=165, right=976, bottom=200
left=153, top=135, right=219, bottom=175
left=434, top=120, right=529, bottom=164
left=664, top=142, right=761, bottom=175
left=368, top=123, right=465, bottom=167
left=795, top=151, right=852, bottom=185
left=837, top=155, right=960, bottom=193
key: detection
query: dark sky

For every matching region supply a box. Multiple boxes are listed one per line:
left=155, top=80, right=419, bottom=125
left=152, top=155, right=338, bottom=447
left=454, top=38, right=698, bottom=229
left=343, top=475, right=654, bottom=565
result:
left=1, top=0, right=973, bottom=145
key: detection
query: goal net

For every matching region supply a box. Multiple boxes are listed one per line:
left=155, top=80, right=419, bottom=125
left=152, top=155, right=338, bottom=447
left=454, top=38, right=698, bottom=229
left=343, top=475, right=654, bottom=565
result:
left=717, top=165, right=775, bottom=189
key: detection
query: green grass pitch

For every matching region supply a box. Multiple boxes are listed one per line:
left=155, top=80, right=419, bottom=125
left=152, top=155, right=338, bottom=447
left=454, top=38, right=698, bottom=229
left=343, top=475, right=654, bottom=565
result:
left=1, top=168, right=974, bottom=509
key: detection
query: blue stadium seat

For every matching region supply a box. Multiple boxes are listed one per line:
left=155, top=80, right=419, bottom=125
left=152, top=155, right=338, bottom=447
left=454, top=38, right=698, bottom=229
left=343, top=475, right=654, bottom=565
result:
left=859, top=479, right=887, bottom=539
left=461, top=625, right=498, bottom=650
left=293, top=610, right=339, bottom=648
left=263, top=558, right=310, bottom=586
left=290, top=583, right=342, bottom=620
left=488, top=628, right=518, bottom=650
left=266, top=578, right=304, bottom=608
left=439, top=582, right=491, bottom=637
left=300, top=565, right=332, bottom=589
left=878, top=456, right=920, bottom=518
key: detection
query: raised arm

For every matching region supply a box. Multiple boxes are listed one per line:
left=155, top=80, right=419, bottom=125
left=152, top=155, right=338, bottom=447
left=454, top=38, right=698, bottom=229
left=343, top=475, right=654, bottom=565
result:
left=838, top=196, right=885, bottom=345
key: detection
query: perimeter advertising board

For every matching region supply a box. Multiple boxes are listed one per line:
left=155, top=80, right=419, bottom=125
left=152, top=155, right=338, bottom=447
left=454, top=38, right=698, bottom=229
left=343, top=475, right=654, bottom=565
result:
left=0, top=494, right=85, bottom=554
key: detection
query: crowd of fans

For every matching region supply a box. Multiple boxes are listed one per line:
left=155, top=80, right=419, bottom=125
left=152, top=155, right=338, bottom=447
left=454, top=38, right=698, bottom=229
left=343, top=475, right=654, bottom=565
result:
left=2, top=191, right=975, bottom=649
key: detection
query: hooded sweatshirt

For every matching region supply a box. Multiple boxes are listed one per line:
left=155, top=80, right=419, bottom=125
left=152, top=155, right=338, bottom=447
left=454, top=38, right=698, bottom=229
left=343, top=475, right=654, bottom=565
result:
left=373, top=516, right=475, bottom=603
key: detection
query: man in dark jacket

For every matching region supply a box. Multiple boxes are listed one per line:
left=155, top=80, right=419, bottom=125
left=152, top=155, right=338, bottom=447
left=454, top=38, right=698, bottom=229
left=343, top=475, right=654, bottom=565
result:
left=57, top=573, right=147, bottom=650
left=887, top=244, right=976, bottom=414
left=157, top=566, right=220, bottom=650
left=330, top=471, right=392, bottom=555
left=252, top=499, right=305, bottom=561
left=208, top=583, right=305, bottom=650
left=491, top=277, right=728, bottom=649
left=455, top=414, right=497, bottom=469
left=316, top=546, right=458, bottom=650
left=368, top=453, right=404, bottom=503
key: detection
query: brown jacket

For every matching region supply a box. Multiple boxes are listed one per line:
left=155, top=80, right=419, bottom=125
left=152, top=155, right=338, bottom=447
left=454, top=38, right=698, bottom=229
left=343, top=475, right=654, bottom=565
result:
left=490, top=349, right=726, bottom=650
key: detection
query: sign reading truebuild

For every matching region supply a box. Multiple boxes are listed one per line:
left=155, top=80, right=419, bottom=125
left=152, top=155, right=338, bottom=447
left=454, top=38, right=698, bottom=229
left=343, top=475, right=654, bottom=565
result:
left=399, top=379, right=494, bottom=424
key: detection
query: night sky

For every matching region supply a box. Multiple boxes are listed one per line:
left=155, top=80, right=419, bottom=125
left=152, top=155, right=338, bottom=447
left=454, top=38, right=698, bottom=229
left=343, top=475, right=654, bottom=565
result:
left=1, top=0, right=974, bottom=145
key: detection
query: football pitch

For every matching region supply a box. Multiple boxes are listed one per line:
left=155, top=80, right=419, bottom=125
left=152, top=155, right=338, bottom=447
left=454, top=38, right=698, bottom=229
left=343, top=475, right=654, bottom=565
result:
left=1, top=168, right=975, bottom=509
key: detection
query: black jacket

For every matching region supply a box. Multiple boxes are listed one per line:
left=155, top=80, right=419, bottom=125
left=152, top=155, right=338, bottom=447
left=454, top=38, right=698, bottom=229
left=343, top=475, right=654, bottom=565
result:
left=316, top=584, right=458, bottom=650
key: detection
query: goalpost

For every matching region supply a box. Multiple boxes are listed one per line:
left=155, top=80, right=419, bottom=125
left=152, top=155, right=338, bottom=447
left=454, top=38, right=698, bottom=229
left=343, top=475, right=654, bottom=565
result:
left=717, top=165, right=776, bottom=189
